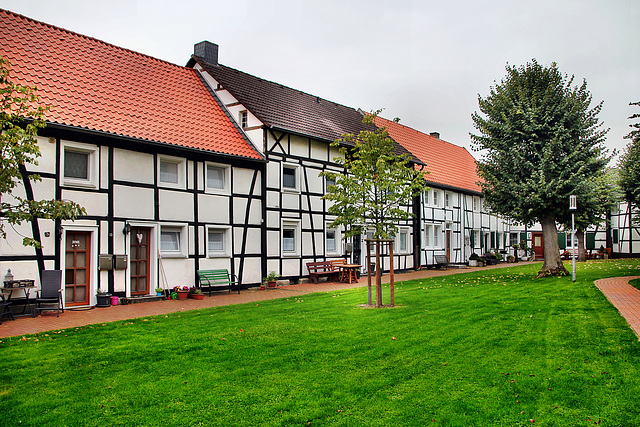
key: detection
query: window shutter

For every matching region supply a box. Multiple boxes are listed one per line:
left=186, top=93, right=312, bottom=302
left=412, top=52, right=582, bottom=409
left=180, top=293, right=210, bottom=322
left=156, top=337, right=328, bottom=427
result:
left=586, top=232, right=596, bottom=250
left=558, top=232, right=566, bottom=249
left=520, top=232, right=527, bottom=244
left=469, top=231, right=475, bottom=248
left=613, top=229, right=619, bottom=244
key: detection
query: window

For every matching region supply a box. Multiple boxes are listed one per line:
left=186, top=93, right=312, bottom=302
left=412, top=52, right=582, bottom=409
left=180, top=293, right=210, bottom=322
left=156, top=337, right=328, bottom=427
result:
left=445, top=192, right=450, bottom=208
left=160, top=160, right=179, bottom=184
left=64, top=150, right=89, bottom=180
left=325, top=175, right=336, bottom=193
left=207, top=227, right=230, bottom=257
left=473, top=197, right=481, bottom=212
left=425, top=226, right=431, bottom=247
left=206, top=163, right=229, bottom=193
left=433, top=190, right=439, bottom=206
left=239, top=110, right=248, bottom=129
left=474, top=230, right=480, bottom=248
left=398, top=229, right=409, bottom=253
left=282, top=164, right=299, bottom=191
left=434, top=225, right=441, bottom=248
left=282, top=220, right=300, bottom=256
left=326, top=229, right=336, bottom=253
left=160, top=228, right=181, bottom=253
left=509, top=232, right=518, bottom=247
left=61, top=141, right=98, bottom=188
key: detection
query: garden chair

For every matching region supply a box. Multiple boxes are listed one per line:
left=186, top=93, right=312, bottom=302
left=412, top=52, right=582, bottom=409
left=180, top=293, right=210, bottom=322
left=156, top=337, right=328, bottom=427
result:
left=0, top=294, right=15, bottom=324
left=32, top=270, right=64, bottom=317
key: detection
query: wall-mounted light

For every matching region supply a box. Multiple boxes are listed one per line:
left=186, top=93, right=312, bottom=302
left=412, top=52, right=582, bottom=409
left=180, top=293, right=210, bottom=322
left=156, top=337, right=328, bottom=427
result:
left=123, top=223, right=131, bottom=235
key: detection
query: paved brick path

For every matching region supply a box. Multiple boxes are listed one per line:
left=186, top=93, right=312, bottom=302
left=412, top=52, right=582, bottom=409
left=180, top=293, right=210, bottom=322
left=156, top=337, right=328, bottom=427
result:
left=594, top=276, right=640, bottom=339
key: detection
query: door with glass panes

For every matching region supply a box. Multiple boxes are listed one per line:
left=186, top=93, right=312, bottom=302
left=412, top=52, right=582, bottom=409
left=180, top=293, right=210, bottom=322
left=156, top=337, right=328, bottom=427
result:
left=130, top=227, right=151, bottom=295
left=65, top=231, right=91, bottom=306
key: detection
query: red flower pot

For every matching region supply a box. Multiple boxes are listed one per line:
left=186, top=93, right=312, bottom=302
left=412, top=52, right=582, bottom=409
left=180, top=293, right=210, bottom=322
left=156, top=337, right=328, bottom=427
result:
left=176, top=291, right=188, bottom=300
left=188, top=293, right=204, bottom=300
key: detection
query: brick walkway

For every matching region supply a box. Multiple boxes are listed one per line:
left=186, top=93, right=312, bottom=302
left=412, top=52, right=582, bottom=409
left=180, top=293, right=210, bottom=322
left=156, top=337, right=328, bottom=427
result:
left=0, top=261, right=530, bottom=339
left=594, top=276, right=640, bottom=339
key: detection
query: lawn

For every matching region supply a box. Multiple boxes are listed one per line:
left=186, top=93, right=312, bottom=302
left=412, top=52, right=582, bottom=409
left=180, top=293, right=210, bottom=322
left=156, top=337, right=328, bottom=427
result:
left=2, top=260, right=640, bottom=427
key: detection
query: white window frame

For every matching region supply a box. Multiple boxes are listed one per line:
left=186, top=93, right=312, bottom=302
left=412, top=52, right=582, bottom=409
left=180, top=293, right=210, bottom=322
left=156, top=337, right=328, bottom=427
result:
left=158, top=155, right=186, bottom=189
left=61, top=141, right=99, bottom=188
left=325, top=175, right=336, bottom=194
left=445, top=192, right=451, bottom=208
left=239, top=110, right=248, bottom=129
left=282, top=163, right=300, bottom=193
left=282, top=219, right=301, bottom=257
left=474, top=230, right=481, bottom=249
left=397, top=227, right=410, bottom=253
left=206, top=226, right=231, bottom=258
left=159, top=224, right=187, bottom=258
left=434, top=224, right=442, bottom=248
left=325, top=224, right=341, bottom=255
left=432, top=189, right=440, bottom=207
left=473, top=197, right=481, bottom=212
left=205, top=162, right=230, bottom=194
left=425, top=225, right=431, bottom=248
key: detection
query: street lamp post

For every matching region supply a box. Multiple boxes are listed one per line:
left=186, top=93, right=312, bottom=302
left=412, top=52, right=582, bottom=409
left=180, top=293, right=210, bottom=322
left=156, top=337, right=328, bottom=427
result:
left=569, top=195, right=577, bottom=282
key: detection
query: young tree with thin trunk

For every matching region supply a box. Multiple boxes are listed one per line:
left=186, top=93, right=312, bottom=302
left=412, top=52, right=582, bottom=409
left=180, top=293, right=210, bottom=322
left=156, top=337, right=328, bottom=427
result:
left=471, top=60, right=609, bottom=277
left=321, top=110, right=426, bottom=305
left=0, top=57, right=85, bottom=247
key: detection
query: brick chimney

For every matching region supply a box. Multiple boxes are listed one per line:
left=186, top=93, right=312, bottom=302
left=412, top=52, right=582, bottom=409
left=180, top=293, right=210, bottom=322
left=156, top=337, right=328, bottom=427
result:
left=194, top=41, right=218, bottom=65
left=429, top=132, right=440, bottom=139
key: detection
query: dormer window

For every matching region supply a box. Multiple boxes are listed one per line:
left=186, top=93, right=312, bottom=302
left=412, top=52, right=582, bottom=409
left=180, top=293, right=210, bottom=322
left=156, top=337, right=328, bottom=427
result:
left=239, top=110, right=248, bottom=129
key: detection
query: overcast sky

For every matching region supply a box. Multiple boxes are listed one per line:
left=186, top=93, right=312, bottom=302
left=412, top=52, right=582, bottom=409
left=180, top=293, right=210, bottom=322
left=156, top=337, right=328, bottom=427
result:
left=2, top=0, right=638, bottom=162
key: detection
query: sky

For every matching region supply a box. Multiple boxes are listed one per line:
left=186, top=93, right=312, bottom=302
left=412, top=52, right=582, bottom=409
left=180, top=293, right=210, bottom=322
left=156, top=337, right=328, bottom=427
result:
left=1, top=0, right=638, bottom=162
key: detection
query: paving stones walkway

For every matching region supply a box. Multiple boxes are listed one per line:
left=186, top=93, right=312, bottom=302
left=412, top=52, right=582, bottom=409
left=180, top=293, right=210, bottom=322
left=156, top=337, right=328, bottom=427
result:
left=594, top=275, right=640, bottom=339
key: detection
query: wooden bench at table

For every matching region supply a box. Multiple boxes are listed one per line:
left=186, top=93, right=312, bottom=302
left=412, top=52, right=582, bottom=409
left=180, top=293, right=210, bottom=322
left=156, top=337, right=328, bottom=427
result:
left=197, top=269, right=239, bottom=296
left=330, top=259, right=347, bottom=270
left=434, top=255, right=449, bottom=270
left=306, top=261, right=338, bottom=283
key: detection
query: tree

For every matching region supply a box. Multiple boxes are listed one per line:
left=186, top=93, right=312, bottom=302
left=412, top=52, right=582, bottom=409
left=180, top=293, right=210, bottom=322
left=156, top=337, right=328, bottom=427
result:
left=471, top=60, right=609, bottom=277
left=0, top=57, right=85, bottom=247
left=321, top=110, right=427, bottom=305
left=618, top=101, right=640, bottom=216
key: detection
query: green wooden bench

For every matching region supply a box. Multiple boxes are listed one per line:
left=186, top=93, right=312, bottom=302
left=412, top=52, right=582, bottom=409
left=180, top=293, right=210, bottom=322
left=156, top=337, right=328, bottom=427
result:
left=197, top=269, right=239, bottom=296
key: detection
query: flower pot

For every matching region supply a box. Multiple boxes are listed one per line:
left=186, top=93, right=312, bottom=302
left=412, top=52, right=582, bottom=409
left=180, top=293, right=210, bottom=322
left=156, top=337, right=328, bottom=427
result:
left=96, top=294, right=111, bottom=307
left=156, top=291, right=163, bottom=297
left=177, top=291, right=188, bottom=300
left=268, top=281, right=277, bottom=288
left=260, top=285, right=266, bottom=290
left=188, top=293, right=204, bottom=300
left=468, top=260, right=478, bottom=267
left=110, top=296, right=119, bottom=306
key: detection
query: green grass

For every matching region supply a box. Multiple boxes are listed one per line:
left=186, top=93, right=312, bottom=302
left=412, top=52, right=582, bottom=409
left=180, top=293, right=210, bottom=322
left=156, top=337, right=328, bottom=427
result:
left=2, top=260, right=640, bottom=426
left=629, top=277, right=640, bottom=291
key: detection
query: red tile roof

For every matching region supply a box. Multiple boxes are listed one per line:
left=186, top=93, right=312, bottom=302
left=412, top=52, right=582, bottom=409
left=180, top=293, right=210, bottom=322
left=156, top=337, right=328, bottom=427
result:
left=373, top=115, right=482, bottom=194
left=0, top=9, right=263, bottom=160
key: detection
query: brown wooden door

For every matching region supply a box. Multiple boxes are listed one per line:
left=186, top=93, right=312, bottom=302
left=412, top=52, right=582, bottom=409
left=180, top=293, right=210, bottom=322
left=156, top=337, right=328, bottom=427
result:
left=65, top=231, right=91, bottom=306
left=532, top=232, right=544, bottom=260
left=445, top=230, right=452, bottom=261
left=130, top=227, right=151, bottom=295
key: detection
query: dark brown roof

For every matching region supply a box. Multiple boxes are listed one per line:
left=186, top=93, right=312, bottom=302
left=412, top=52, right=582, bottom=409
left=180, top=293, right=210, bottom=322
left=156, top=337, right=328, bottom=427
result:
left=192, top=57, right=417, bottom=160
left=0, top=9, right=263, bottom=160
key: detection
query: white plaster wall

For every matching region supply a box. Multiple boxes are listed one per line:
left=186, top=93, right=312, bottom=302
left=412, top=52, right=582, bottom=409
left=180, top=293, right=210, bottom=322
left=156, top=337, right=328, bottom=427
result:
left=32, top=136, right=57, bottom=174
left=307, top=169, right=324, bottom=194
left=266, top=161, right=281, bottom=189
left=267, top=210, right=280, bottom=229
left=234, top=168, right=261, bottom=196
left=282, top=193, right=300, bottom=210
left=160, top=257, right=194, bottom=288
left=113, top=148, right=154, bottom=184
left=159, top=190, right=194, bottom=222
left=310, top=140, right=328, bottom=162
left=266, top=230, right=280, bottom=256
left=61, top=189, right=108, bottom=217
left=198, top=194, right=230, bottom=223
left=266, top=191, right=280, bottom=210
left=289, top=135, right=308, bottom=158
left=281, top=258, right=300, bottom=277
left=241, top=257, right=261, bottom=284
left=234, top=228, right=261, bottom=255
left=114, top=185, right=155, bottom=219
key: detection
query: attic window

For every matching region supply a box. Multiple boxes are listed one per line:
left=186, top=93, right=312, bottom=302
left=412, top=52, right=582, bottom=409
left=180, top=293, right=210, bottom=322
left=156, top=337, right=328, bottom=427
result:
left=239, top=110, right=248, bottom=129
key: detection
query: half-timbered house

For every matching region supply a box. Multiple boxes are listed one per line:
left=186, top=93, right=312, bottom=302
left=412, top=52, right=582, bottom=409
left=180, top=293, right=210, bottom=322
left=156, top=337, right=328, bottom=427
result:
left=0, top=10, right=265, bottom=307
left=187, top=42, right=421, bottom=278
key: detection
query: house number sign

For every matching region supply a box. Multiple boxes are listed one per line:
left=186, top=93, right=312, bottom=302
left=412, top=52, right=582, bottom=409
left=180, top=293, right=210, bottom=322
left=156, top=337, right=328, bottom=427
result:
left=71, top=240, right=81, bottom=248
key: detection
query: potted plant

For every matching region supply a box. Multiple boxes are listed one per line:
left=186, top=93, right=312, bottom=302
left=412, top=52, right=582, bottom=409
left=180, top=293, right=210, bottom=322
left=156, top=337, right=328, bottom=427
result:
left=188, top=287, right=204, bottom=300
left=96, top=289, right=112, bottom=307
left=155, top=287, right=164, bottom=297
left=468, top=253, right=479, bottom=267
left=173, top=285, right=189, bottom=300
left=263, top=271, right=280, bottom=288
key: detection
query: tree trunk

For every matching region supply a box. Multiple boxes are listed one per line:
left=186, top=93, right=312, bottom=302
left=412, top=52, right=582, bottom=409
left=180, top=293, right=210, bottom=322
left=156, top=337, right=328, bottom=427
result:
left=576, top=229, right=586, bottom=262
left=538, top=216, right=569, bottom=277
